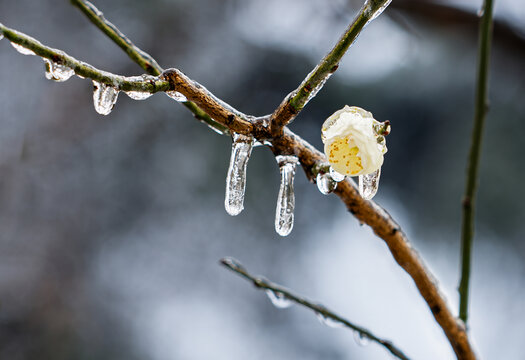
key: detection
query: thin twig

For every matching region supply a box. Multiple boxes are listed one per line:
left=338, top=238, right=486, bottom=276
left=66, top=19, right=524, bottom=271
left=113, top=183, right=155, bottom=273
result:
left=221, top=257, right=411, bottom=360
left=269, top=0, right=391, bottom=136
left=0, top=24, right=169, bottom=92
left=70, top=0, right=162, bottom=75
left=70, top=0, right=229, bottom=134
left=459, top=0, right=494, bottom=324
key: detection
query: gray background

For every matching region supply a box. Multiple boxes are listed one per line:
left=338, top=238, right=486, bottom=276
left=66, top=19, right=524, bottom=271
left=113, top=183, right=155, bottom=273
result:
left=0, top=0, right=524, bottom=359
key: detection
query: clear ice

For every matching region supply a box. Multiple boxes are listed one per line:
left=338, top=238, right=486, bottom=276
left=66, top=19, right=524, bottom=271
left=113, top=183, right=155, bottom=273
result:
left=43, top=59, right=74, bottom=82
left=316, top=172, right=337, bottom=195
left=316, top=312, right=344, bottom=329
left=364, top=0, right=393, bottom=23
left=92, top=81, right=119, bottom=116
left=224, top=133, right=254, bottom=216
left=125, top=91, right=153, bottom=100
left=329, top=167, right=346, bottom=182
left=275, top=155, right=299, bottom=236
left=166, top=90, right=187, bottom=102
left=265, top=290, right=292, bottom=309
left=358, top=168, right=381, bottom=200
left=10, top=42, right=35, bottom=56
left=354, top=331, right=370, bottom=346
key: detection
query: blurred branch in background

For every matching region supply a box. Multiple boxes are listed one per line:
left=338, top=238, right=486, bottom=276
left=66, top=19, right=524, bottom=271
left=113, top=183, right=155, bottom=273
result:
left=459, top=0, right=495, bottom=324
left=389, top=0, right=524, bottom=55
left=221, top=257, right=411, bottom=360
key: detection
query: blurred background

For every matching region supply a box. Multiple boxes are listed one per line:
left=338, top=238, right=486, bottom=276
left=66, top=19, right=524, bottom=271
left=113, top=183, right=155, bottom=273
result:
left=0, top=0, right=524, bottom=359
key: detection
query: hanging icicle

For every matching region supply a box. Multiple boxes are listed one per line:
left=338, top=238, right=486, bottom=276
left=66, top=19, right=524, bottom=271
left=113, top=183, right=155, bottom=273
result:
left=275, top=155, right=299, bottom=236
left=359, top=168, right=381, bottom=200
left=224, top=133, right=254, bottom=216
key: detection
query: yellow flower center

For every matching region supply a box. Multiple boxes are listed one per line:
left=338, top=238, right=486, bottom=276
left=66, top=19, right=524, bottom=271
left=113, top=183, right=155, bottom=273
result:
left=327, top=137, right=363, bottom=175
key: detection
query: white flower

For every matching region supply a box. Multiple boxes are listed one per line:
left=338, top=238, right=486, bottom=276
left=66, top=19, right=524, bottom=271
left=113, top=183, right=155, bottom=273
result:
left=321, top=105, right=388, bottom=176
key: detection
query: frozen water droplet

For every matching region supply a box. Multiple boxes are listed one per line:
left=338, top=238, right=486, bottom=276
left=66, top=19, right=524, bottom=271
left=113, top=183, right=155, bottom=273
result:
left=224, top=133, right=254, bottom=216
left=166, top=90, right=187, bottom=102
left=43, top=59, right=74, bottom=82
left=358, top=168, right=381, bottom=200
left=125, top=91, right=153, bottom=100
left=329, top=167, right=346, bottom=182
left=316, top=312, right=344, bottom=328
left=477, top=7, right=485, bottom=17
left=10, top=42, right=35, bottom=55
left=275, top=155, right=299, bottom=236
left=92, top=81, right=119, bottom=116
left=0, top=33, right=4, bottom=41
left=354, top=331, right=370, bottom=346
left=364, top=0, right=392, bottom=22
left=316, top=172, right=337, bottom=195
left=265, top=290, right=292, bottom=309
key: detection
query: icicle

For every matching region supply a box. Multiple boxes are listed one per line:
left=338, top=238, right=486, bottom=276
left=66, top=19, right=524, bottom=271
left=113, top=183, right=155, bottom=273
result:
left=358, top=168, right=381, bottom=200
left=316, top=312, right=344, bottom=329
left=125, top=91, right=153, bottom=100
left=10, top=42, right=35, bottom=56
left=275, top=155, right=299, bottom=236
left=329, top=167, right=346, bottom=182
left=316, top=172, right=337, bottom=195
left=354, top=331, right=370, bottom=346
left=92, top=81, right=119, bottom=115
left=265, top=290, right=292, bottom=309
left=43, top=59, right=74, bottom=82
left=224, top=133, right=254, bottom=216
left=364, top=0, right=392, bottom=23
left=166, top=90, right=187, bottom=102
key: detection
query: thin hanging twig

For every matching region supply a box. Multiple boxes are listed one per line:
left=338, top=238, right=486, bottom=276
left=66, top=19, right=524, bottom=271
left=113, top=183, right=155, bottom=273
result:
left=458, top=0, right=495, bottom=324
left=221, top=257, right=411, bottom=360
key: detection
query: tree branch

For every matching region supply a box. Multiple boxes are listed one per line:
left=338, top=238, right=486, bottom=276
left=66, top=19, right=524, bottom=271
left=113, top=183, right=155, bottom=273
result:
left=459, top=0, right=494, bottom=324
left=269, top=0, right=391, bottom=137
left=70, top=0, right=162, bottom=75
left=0, top=24, right=169, bottom=93
left=221, top=257, right=411, bottom=360
left=0, top=1, right=478, bottom=357
left=70, top=0, right=229, bottom=134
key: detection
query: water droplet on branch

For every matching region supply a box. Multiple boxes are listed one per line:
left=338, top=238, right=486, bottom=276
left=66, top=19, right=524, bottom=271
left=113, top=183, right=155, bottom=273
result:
left=316, top=312, right=344, bottom=328
left=275, top=155, right=299, bottom=236
left=358, top=168, right=380, bottom=200
left=125, top=91, right=153, bottom=100
left=166, top=90, right=187, bottom=102
left=329, top=167, right=346, bottom=182
left=354, top=331, right=370, bottom=346
left=224, top=133, right=254, bottom=216
left=10, top=42, right=35, bottom=55
left=316, top=172, right=337, bottom=195
left=265, top=290, right=292, bottom=309
left=43, top=59, right=74, bottom=82
left=92, top=81, right=119, bottom=115
left=365, top=0, right=392, bottom=23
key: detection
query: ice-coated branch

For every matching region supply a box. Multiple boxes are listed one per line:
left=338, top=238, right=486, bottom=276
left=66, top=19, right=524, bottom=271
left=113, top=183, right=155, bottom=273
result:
left=269, top=0, right=392, bottom=136
left=221, top=257, right=411, bottom=360
left=70, top=0, right=162, bottom=75
left=0, top=24, right=169, bottom=93
left=70, top=0, right=229, bottom=134
left=271, top=130, right=477, bottom=360
left=459, top=0, right=495, bottom=324
left=161, top=69, right=255, bottom=135
left=1, top=3, right=478, bottom=358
